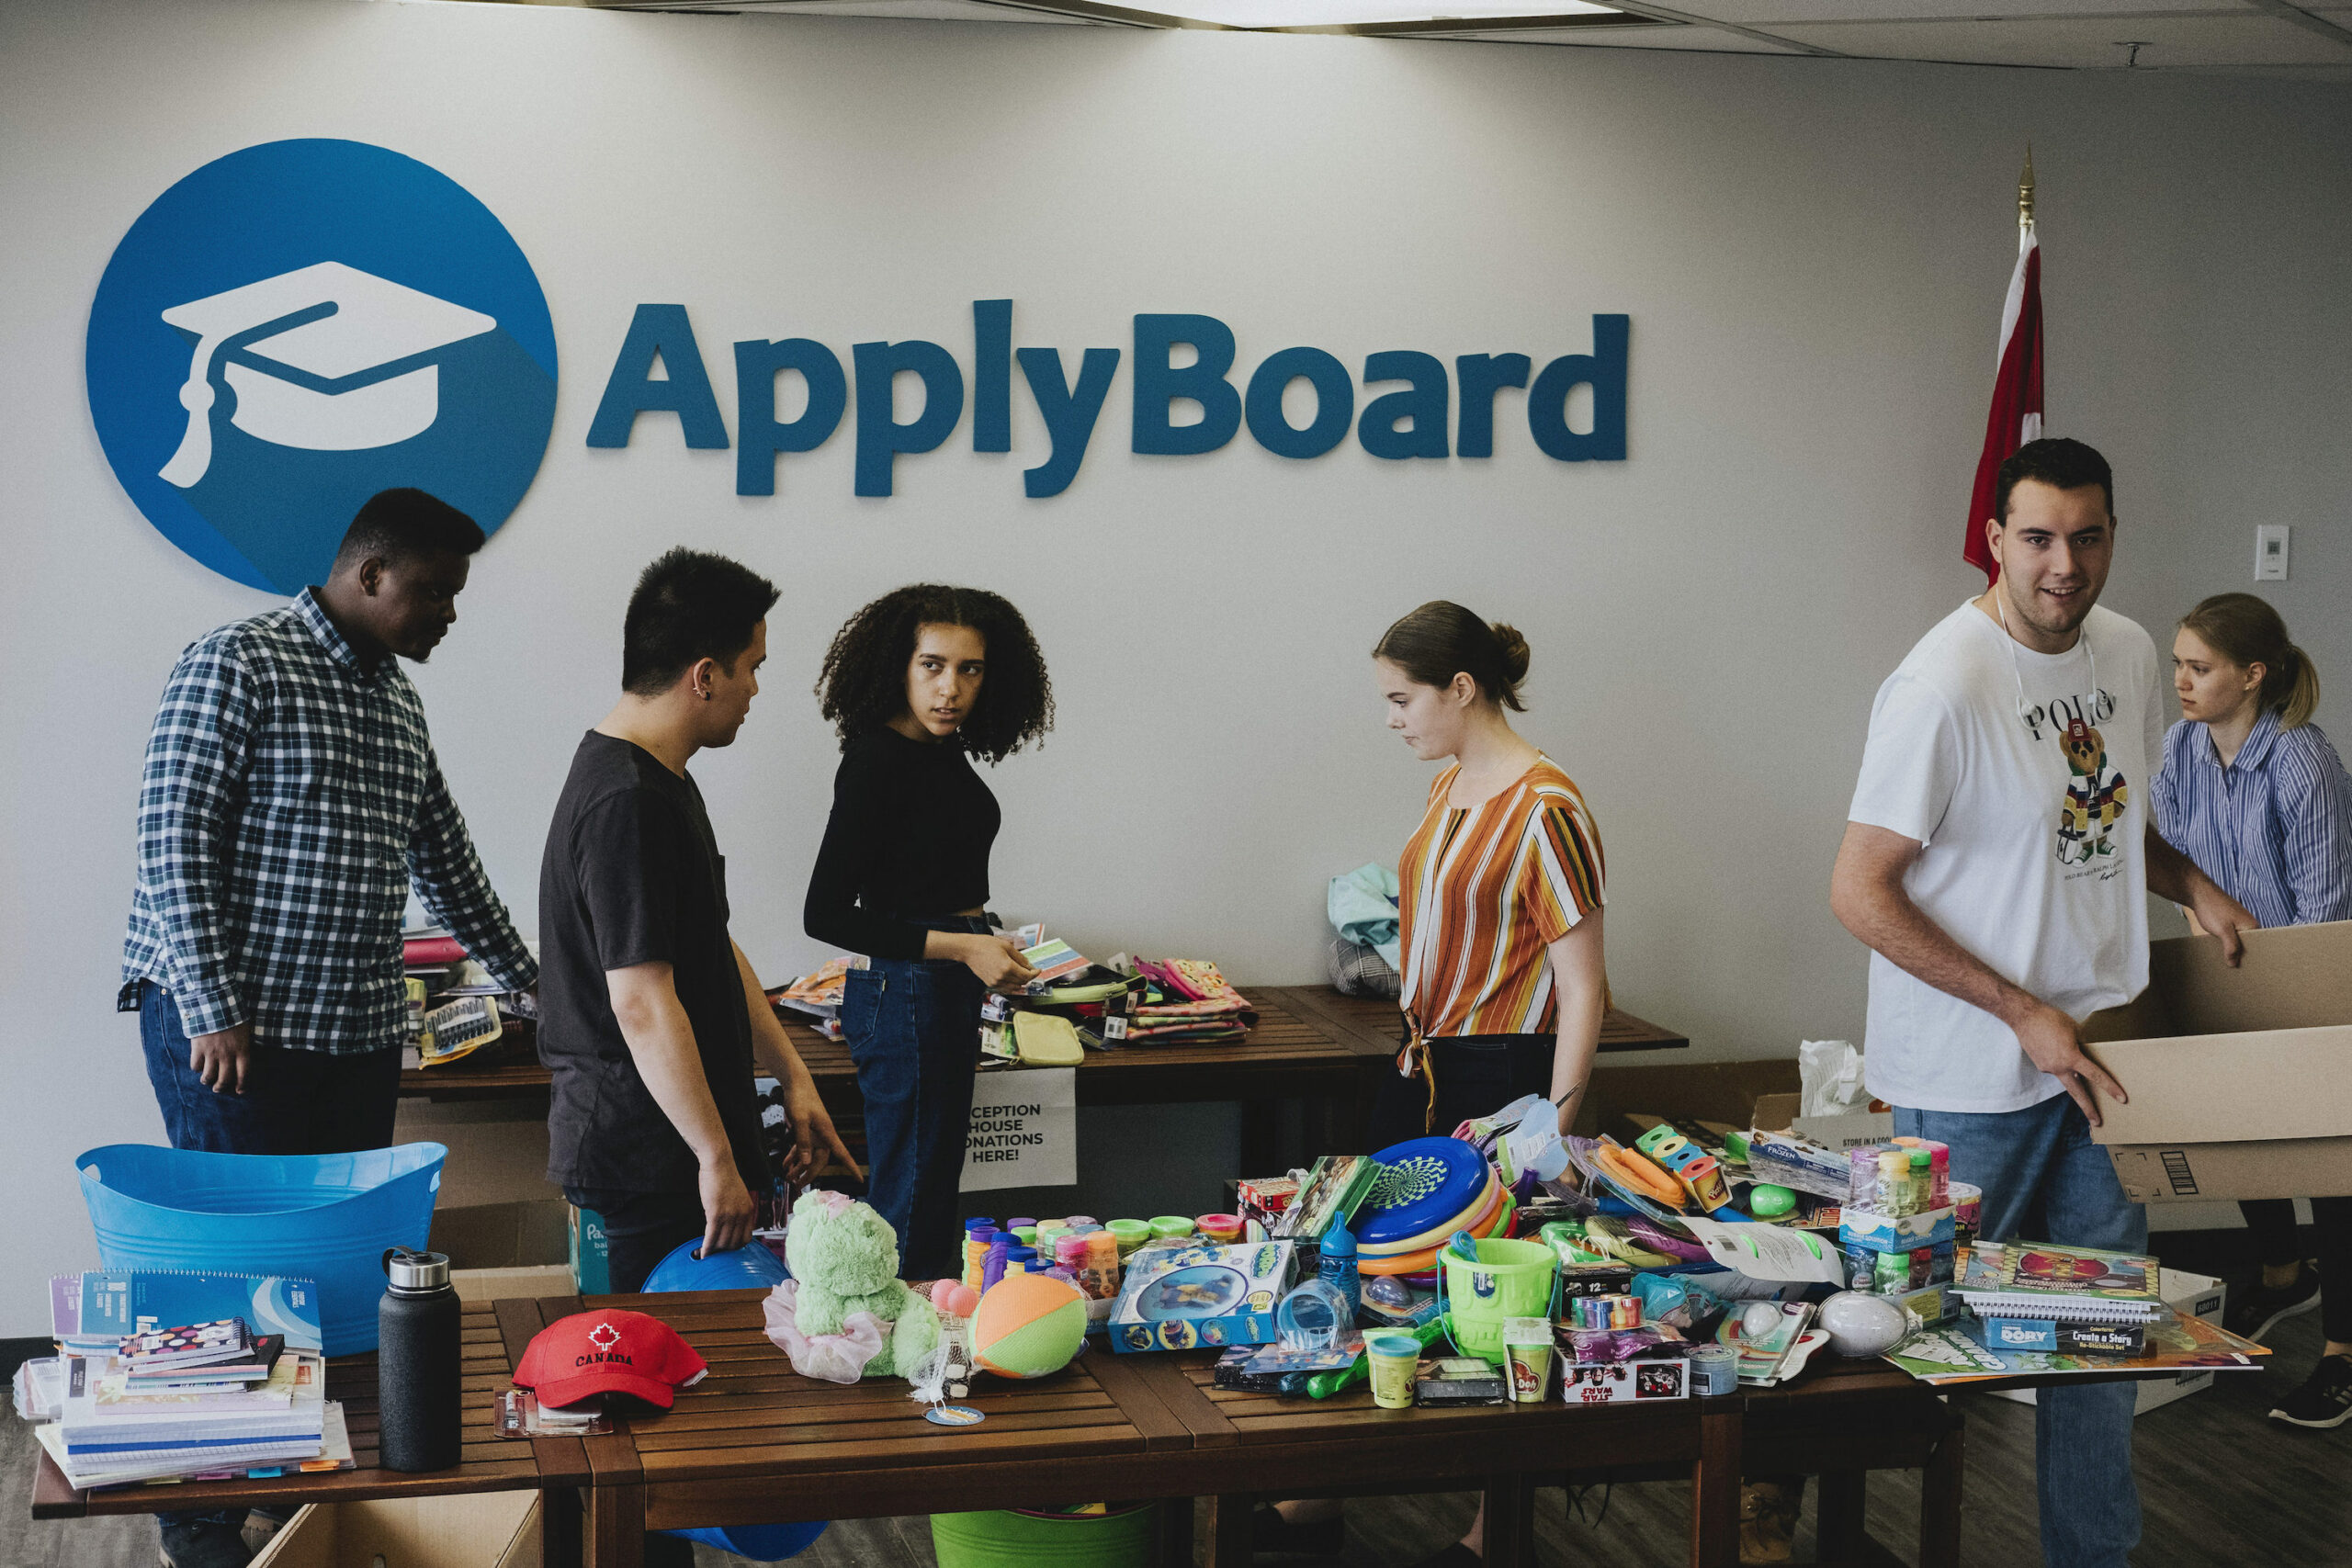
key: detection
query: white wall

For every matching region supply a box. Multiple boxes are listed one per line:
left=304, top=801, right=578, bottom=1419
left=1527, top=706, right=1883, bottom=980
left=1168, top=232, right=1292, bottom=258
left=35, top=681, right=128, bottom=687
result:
left=3, top=0, right=2346, bottom=1329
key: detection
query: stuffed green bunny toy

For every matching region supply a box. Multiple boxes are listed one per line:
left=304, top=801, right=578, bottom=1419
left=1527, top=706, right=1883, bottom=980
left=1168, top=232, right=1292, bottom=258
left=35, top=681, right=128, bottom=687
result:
left=764, top=1189, right=940, bottom=1382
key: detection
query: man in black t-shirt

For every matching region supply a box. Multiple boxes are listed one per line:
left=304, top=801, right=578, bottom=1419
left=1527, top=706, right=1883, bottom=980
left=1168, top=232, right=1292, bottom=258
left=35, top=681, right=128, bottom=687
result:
left=539, top=548, right=856, bottom=1292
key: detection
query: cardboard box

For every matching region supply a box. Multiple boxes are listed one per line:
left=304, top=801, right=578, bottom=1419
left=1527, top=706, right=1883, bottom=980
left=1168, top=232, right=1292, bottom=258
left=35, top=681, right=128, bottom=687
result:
left=451, top=1265, right=576, bottom=1306
left=1751, top=1092, right=1896, bottom=1151
left=1991, top=1269, right=2227, bottom=1416
left=251, top=1492, right=538, bottom=1568
left=2083, top=921, right=2352, bottom=1201
left=1584, top=1059, right=1800, bottom=1144
left=1840, top=1206, right=1955, bottom=1253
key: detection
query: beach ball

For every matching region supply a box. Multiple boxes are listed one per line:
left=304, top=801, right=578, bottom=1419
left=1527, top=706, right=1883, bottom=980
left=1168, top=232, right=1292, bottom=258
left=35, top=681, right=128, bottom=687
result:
left=971, top=1273, right=1088, bottom=1380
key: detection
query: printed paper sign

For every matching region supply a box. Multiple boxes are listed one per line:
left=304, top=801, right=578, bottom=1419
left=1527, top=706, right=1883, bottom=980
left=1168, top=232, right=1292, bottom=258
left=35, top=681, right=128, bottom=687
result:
left=960, top=1066, right=1076, bottom=1191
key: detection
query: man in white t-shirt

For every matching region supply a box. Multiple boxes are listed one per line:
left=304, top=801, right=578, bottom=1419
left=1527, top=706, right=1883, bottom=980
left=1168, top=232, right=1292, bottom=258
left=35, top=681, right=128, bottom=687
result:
left=1832, top=438, right=2255, bottom=1568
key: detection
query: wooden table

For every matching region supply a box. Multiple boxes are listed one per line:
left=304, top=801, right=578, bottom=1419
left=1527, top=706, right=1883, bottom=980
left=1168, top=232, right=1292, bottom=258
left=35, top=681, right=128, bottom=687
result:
left=1124, top=1347, right=1741, bottom=1568
left=503, top=1289, right=1747, bottom=1568
left=28, top=1303, right=567, bottom=1524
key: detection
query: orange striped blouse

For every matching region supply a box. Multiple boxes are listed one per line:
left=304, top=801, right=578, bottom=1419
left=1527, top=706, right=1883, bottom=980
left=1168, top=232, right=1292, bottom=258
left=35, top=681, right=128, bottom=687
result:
left=1397, top=755, right=1607, bottom=1039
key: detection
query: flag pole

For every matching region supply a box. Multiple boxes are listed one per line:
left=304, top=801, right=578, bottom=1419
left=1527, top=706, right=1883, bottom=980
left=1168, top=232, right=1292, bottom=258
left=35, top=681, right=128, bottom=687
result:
left=2018, top=145, right=2035, bottom=246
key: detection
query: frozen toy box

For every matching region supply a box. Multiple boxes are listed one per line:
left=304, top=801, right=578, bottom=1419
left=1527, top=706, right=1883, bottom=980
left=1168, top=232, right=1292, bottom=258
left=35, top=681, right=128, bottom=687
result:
left=1109, top=1240, right=1299, bottom=1352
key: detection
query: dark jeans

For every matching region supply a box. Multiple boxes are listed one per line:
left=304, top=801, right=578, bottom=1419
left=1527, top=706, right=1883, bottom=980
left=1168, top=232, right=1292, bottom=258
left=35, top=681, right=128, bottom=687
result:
left=2241, top=1196, right=2352, bottom=1341
left=840, top=918, right=988, bottom=1281
left=564, top=1185, right=709, bottom=1295
left=136, top=982, right=401, bottom=1155
left=1368, top=1033, right=1555, bottom=1150
left=136, top=983, right=391, bottom=1538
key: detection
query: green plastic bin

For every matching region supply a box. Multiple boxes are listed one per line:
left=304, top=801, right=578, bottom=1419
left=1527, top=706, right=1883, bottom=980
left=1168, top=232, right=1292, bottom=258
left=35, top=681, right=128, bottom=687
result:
left=933, top=1505, right=1159, bottom=1568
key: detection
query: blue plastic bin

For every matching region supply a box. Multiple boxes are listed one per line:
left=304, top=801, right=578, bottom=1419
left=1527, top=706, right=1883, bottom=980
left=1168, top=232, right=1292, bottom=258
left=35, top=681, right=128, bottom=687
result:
left=77, top=1143, right=446, bottom=1357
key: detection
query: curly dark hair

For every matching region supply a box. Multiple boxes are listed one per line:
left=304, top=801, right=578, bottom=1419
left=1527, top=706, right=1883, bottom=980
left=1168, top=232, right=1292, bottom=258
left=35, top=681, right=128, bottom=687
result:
left=815, top=584, right=1053, bottom=762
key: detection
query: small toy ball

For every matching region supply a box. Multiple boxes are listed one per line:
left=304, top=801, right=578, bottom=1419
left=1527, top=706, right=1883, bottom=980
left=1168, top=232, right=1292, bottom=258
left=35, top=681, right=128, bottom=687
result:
left=933, top=1282, right=981, bottom=1318
left=1363, top=1274, right=1412, bottom=1310
left=1748, top=1184, right=1797, bottom=1219
left=970, top=1272, right=1089, bottom=1380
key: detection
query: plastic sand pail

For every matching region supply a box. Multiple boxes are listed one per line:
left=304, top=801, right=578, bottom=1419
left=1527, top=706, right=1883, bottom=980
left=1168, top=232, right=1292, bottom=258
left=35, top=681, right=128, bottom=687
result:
left=1438, top=1237, right=1557, bottom=1366
left=77, top=1143, right=445, bottom=1357
left=932, top=1506, right=1159, bottom=1568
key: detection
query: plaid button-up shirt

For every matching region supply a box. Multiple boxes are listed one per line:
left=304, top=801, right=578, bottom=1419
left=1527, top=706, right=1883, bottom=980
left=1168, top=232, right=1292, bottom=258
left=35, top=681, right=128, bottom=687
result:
left=120, top=589, right=537, bottom=1052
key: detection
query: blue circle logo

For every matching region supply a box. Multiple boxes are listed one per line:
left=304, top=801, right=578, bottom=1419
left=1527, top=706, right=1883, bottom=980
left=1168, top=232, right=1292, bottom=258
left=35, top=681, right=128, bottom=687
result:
left=86, top=140, right=557, bottom=593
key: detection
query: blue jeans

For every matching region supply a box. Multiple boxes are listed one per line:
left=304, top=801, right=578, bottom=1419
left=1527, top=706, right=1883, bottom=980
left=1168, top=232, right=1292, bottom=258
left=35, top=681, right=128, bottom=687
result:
left=1895, top=1095, right=2148, bottom=1568
left=840, top=919, right=988, bottom=1281
left=136, top=982, right=401, bottom=1155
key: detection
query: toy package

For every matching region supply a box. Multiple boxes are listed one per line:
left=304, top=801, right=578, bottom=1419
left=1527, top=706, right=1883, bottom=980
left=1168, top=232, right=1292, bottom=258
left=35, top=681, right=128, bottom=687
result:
left=1109, top=1240, right=1297, bottom=1352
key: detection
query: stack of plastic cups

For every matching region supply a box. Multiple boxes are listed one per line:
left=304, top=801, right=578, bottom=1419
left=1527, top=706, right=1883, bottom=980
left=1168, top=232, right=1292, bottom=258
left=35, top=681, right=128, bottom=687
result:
left=1106, top=1220, right=1150, bottom=1260
left=964, top=1225, right=1000, bottom=1292
left=1194, top=1214, right=1243, bottom=1246
left=1053, top=1234, right=1091, bottom=1290
left=1002, top=1245, right=1038, bottom=1278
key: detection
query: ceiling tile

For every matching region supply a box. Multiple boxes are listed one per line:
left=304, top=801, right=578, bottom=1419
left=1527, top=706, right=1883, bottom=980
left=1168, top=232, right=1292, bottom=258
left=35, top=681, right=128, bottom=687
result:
left=1663, top=0, right=2256, bottom=22
left=1154, top=0, right=1621, bottom=24
left=1763, top=12, right=2352, bottom=63
left=1421, top=20, right=1802, bottom=44
left=727, top=0, right=1102, bottom=17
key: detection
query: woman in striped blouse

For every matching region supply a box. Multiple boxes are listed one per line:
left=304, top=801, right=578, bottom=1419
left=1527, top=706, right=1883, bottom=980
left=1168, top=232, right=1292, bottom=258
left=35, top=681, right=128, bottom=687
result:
left=2152, top=592, right=2352, bottom=1430
left=1369, top=601, right=1609, bottom=1145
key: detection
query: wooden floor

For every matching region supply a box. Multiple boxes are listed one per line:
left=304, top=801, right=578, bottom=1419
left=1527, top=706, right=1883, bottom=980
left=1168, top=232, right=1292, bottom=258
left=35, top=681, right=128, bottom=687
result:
left=8, top=1302, right=2344, bottom=1568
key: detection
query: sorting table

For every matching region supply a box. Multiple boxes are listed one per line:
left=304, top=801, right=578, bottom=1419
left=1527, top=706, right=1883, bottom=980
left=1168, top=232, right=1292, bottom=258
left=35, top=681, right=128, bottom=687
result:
left=396, top=987, right=1688, bottom=1172
left=501, top=1288, right=1745, bottom=1568
left=28, top=1302, right=567, bottom=1524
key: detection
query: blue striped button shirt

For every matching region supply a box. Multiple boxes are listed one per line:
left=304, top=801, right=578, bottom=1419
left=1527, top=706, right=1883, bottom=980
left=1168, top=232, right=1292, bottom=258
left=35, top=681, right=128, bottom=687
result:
left=2151, top=707, right=2352, bottom=929
left=120, top=589, right=537, bottom=1052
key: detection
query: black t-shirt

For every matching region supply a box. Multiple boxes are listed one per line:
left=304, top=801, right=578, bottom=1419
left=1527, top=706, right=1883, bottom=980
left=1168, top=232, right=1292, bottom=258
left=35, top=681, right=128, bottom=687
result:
left=802, top=727, right=1001, bottom=960
left=537, top=731, right=768, bottom=1197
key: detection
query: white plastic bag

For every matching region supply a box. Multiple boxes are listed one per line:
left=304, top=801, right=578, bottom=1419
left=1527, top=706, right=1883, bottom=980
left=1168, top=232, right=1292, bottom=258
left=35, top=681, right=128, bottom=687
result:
left=1796, top=1040, right=1867, bottom=1119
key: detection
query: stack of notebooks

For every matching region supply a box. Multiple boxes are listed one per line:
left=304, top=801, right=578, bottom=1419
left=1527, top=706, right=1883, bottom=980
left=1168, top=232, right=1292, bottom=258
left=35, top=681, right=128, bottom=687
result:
left=1881, top=1241, right=2269, bottom=1385
left=766, top=953, right=865, bottom=1040
left=1957, top=1241, right=2163, bottom=1355
left=20, top=1271, right=351, bottom=1491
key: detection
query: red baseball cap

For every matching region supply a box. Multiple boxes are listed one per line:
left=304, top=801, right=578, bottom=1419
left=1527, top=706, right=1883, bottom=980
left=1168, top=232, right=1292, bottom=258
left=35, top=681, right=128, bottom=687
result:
left=514, top=1309, right=709, bottom=1411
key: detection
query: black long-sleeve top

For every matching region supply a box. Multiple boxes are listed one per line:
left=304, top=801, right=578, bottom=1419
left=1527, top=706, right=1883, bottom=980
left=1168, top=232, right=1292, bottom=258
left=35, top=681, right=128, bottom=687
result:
left=803, top=727, right=1001, bottom=960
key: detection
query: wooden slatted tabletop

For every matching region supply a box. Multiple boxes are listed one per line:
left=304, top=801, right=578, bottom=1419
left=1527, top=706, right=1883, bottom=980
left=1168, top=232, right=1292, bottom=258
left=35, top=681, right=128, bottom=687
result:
left=1281, top=986, right=1691, bottom=1055
left=400, top=987, right=1393, bottom=1110
left=29, top=1302, right=564, bottom=1521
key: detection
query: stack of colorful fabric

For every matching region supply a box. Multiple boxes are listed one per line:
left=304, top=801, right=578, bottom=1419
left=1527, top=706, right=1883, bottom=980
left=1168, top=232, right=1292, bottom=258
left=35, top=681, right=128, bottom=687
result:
left=1126, top=958, right=1258, bottom=1044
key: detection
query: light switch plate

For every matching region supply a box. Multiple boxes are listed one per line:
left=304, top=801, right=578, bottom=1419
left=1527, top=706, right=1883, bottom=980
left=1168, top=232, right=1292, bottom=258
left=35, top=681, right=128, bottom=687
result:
left=2256, top=525, right=2290, bottom=581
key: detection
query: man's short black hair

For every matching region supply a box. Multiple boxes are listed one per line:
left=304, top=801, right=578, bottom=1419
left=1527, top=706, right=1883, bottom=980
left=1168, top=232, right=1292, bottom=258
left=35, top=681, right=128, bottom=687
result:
left=333, top=488, right=487, bottom=570
left=1995, top=437, right=2113, bottom=524
left=623, top=548, right=780, bottom=696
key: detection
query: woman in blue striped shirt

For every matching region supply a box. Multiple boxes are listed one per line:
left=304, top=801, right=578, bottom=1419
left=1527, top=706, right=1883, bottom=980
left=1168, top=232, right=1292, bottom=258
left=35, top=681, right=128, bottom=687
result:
left=2153, top=592, right=2352, bottom=1430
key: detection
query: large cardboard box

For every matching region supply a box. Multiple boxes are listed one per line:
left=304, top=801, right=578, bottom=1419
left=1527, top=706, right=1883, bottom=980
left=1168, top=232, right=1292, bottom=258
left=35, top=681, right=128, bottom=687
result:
left=1989, top=1269, right=2228, bottom=1416
left=2082, top=921, right=2352, bottom=1202
left=251, top=1492, right=538, bottom=1568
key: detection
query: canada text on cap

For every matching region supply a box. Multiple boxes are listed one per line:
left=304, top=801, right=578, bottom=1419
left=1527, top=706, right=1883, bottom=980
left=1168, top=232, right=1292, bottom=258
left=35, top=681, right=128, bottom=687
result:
left=157, top=261, right=496, bottom=488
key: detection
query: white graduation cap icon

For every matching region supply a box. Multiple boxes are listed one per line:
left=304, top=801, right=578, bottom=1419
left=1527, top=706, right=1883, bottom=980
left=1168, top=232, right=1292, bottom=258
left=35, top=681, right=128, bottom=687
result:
left=157, top=261, right=497, bottom=488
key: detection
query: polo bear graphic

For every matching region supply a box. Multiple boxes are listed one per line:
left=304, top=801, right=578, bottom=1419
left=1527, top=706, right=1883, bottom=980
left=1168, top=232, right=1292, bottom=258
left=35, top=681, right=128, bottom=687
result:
left=2055, top=714, right=2129, bottom=866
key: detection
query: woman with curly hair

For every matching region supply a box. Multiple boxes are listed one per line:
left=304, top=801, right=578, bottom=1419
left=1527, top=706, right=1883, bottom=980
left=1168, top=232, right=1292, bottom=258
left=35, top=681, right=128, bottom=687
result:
left=804, top=584, right=1053, bottom=1279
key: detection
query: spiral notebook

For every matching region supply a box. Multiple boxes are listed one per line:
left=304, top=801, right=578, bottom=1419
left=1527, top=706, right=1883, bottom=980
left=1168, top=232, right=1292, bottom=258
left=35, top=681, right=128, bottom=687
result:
left=1957, top=1241, right=2163, bottom=1323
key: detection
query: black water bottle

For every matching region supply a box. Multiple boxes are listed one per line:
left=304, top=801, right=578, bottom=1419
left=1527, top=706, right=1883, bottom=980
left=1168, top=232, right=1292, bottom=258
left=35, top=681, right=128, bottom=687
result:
left=378, top=1247, right=462, bottom=1472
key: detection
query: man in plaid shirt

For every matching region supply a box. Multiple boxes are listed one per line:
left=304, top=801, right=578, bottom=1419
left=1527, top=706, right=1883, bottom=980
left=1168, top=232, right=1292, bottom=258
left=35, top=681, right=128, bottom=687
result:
left=121, top=488, right=538, bottom=1162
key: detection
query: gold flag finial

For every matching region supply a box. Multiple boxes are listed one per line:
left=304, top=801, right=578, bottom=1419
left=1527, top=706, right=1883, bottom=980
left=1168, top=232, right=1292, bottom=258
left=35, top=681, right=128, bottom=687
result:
left=2018, top=144, right=2036, bottom=231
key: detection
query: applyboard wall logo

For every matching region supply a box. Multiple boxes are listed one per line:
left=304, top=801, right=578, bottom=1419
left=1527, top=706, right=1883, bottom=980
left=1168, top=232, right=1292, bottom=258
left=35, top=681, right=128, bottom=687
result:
left=86, top=140, right=557, bottom=593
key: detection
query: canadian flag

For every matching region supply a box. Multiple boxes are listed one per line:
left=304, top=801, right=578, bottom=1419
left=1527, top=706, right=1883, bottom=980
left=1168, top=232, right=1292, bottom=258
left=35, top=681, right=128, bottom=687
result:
left=1963, top=220, right=2043, bottom=582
